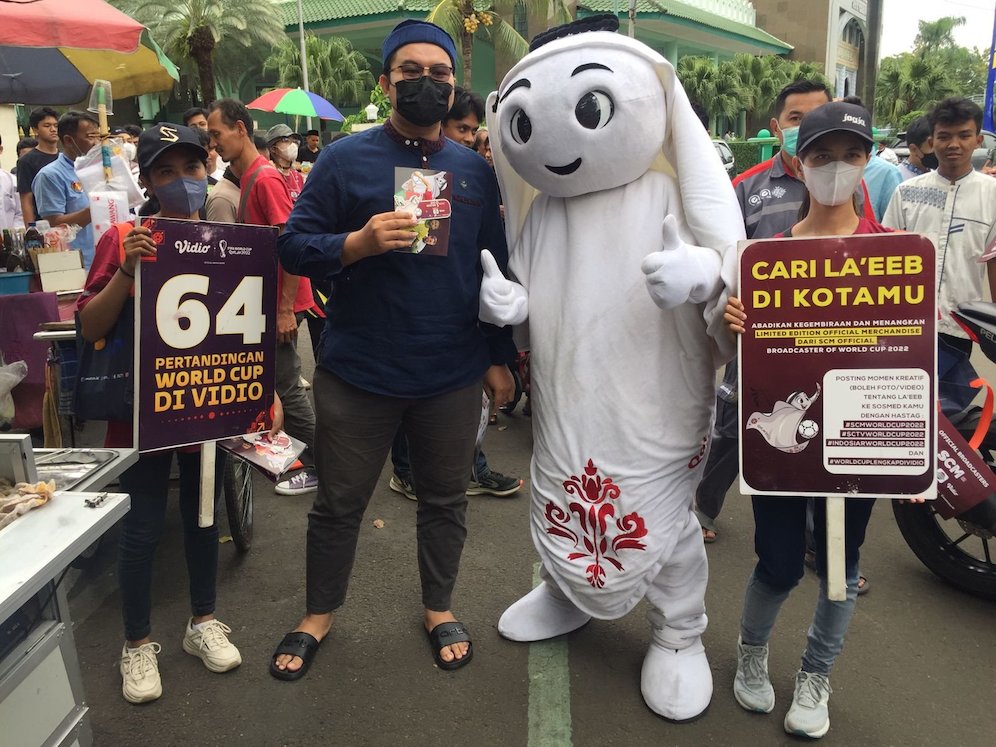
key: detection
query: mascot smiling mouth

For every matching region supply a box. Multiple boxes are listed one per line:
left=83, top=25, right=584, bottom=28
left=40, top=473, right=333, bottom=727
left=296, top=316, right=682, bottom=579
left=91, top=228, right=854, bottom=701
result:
left=546, top=157, right=582, bottom=175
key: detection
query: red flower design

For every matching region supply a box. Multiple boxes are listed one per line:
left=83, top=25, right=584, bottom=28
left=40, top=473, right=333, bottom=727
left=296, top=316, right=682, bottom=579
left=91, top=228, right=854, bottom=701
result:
left=545, top=459, right=648, bottom=589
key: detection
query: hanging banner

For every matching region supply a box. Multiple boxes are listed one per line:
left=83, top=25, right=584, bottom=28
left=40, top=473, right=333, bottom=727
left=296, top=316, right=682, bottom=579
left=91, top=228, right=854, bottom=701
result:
left=738, top=233, right=937, bottom=498
left=135, top=218, right=278, bottom=452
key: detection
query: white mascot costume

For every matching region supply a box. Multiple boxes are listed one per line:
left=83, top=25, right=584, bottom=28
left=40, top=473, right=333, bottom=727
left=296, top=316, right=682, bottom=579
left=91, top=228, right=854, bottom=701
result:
left=480, top=15, right=745, bottom=721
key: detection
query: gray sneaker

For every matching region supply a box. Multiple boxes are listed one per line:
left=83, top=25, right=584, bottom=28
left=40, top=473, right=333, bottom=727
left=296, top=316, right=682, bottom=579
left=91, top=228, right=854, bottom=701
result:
left=467, top=468, right=522, bottom=497
left=733, top=635, right=775, bottom=713
left=389, top=473, right=417, bottom=501
left=784, top=670, right=832, bottom=738
left=275, top=470, right=318, bottom=496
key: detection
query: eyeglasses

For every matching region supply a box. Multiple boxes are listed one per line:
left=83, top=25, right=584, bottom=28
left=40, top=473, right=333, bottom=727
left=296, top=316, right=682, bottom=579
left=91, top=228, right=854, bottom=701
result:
left=391, top=63, right=454, bottom=83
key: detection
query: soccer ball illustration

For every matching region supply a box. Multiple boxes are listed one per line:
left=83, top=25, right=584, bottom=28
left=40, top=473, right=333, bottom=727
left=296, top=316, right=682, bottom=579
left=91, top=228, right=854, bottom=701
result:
left=798, top=420, right=819, bottom=440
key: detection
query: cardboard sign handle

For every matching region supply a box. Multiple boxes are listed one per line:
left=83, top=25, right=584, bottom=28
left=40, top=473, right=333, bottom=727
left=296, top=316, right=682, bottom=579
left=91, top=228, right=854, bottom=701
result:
left=968, top=378, right=994, bottom=450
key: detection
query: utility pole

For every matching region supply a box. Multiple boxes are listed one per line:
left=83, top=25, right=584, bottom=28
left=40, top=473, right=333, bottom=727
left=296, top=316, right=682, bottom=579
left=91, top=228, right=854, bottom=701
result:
left=863, top=0, right=882, bottom=110
left=297, top=0, right=312, bottom=131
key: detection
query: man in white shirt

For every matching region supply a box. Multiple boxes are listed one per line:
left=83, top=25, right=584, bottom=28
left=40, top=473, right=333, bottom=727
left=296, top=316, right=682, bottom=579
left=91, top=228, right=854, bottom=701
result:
left=883, top=97, right=996, bottom=412
left=0, top=134, right=23, bottom=230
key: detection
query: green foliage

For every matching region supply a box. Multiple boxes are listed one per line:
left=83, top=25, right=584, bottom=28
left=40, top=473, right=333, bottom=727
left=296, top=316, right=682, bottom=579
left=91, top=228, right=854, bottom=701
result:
left=677, top=54, right=831, bottom=137
left=875, top=15, right=988, bottom=129
left=264, top=34, right=375, bottom=109
left=113, top=0, right=286, bottom=104
left=426, top=1, right=571, bottom=88
left=728, top=140, right=763, bottom=175
left=340, top=86, right=392, bottom=133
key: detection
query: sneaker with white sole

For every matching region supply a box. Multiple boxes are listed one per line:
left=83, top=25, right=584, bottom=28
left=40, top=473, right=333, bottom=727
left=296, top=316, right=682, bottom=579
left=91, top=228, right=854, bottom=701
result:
left=389, top=473, right=417, bottom=501
left=734, top=635, right=775, bottom=713
left=182, top=618, right=242, bottom=673
left=784, top=670, right=832, bottom=738
left=275, top=470, right=318, bottom=496
left=467, top=468, right=523, bottom=497
left=120, top=642, right=163, bottom=704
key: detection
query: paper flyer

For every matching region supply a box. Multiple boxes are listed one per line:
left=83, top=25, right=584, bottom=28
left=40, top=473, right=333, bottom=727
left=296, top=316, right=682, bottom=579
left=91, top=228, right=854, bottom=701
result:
left=393, top=167, right=452, bottom=255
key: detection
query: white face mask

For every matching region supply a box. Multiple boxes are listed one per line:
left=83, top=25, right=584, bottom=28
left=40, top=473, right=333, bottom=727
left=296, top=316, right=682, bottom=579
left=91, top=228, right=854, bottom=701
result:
left=275, top=142, right=298, bottom=164
left=801, top=161, right=865, bottom=207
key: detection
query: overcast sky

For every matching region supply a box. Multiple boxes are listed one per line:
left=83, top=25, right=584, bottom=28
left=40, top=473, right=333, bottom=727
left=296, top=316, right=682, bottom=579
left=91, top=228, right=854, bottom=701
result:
left=879, top=0, right=995, bottom=58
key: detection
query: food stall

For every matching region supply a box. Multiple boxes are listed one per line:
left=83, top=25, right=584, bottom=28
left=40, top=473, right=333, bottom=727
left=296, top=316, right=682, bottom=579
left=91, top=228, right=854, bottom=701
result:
left=0, top=434, right=136, bottom=747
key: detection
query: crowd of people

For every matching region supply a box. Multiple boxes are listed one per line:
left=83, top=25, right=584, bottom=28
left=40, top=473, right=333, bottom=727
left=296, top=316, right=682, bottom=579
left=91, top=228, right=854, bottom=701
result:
left=3, top=16, right=995, bottom=741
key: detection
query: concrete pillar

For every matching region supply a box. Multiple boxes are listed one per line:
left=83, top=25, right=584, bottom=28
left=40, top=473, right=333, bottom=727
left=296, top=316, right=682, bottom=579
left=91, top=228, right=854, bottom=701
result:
left=663, top=41, right=678, bottom=64
left=137, top=94, right=160, bottom=126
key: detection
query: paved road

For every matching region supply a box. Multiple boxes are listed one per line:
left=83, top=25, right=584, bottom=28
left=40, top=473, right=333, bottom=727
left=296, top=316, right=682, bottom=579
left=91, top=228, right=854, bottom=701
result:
left=67, top=338, right=995, bottom=746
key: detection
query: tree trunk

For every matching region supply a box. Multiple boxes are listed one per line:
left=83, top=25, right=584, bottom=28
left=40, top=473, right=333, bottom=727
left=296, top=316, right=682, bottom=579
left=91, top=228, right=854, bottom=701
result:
left=462, top=29, right=473, bottom=88
left=461, top=0, right=474, bottom=88
left=189, top=26, right=217, bottom=106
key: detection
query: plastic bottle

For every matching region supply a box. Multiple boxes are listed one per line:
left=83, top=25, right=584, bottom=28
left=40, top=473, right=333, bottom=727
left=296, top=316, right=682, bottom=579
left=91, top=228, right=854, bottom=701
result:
left=21, top=222, right=42, bottom=272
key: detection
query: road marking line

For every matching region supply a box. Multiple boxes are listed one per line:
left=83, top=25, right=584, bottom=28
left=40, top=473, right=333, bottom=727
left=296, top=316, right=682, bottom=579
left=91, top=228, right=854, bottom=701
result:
left=527, top=563, right=573, bottom=747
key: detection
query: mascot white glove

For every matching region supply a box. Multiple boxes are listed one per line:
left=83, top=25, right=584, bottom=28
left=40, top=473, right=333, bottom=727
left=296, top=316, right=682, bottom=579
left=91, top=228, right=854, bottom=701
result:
left=641, top=215, right=722, bottom=310
left=479, top=249, right=528, bottom=326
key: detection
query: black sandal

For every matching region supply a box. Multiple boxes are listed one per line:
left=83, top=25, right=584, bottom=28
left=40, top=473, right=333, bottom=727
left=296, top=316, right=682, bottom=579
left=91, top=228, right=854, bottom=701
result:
left=269, top=631, right=322, bottom=681
left=427, top=621, right=473, bottom=671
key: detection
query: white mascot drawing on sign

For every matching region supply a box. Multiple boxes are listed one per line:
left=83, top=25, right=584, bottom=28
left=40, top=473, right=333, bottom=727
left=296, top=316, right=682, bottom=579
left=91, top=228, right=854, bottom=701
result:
left=480, top=15, right=745, bottom=721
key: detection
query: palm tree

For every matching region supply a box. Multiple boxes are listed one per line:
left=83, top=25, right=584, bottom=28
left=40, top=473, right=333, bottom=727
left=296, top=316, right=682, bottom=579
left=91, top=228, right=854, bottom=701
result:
left=677, top=56, right=740, bottom=135
left=265, top=34, right=376, bottom=109
left=114, top=0, right=287, bottom=105
left=427, top=0, right=572, bottom=88
left=875, top=53, right=956, bottom=126
left=914, top=16, right=966, bottom=54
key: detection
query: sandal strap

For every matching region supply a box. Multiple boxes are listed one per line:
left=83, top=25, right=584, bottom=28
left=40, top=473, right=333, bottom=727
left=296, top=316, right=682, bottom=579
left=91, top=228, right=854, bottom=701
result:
left=428, top=621, right=472, bottom=648
left=273, top=631, right=319, bottom=658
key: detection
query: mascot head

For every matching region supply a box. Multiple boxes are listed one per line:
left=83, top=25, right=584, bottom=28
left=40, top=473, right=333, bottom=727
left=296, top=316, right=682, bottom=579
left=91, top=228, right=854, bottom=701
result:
left=492, top=16, right=665, bottom=198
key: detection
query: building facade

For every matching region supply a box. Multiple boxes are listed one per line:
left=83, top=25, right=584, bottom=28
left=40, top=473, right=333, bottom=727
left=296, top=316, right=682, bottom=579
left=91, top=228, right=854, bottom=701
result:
left=278, top=1, right=791, bottom=97
left=752, top=0, right=882, bottom=105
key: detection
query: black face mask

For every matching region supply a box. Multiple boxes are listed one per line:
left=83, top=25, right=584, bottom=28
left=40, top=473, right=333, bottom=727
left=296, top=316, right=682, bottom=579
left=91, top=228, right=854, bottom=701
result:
left=394, top=77, right=453, bottom=127
left=920, top=152, right=939, bottom=171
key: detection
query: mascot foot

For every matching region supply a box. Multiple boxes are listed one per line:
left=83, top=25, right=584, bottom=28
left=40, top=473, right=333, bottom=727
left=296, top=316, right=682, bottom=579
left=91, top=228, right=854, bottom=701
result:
left=498, top=582, right=591, bottom=642
left=641, top=638, right=713, bottom=722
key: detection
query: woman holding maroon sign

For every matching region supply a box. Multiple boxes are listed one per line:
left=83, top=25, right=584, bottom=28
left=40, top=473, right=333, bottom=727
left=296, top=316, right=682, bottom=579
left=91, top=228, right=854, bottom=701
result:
left=722, top=103, right=897, bottom=739
left=78, top=123, right=278, bottom=704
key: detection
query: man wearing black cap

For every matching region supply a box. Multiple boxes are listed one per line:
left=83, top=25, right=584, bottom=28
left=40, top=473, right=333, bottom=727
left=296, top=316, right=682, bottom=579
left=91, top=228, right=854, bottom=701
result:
left=272, top=19, right=515, bottom=680
left=297, top=129, right=321, bottom=164
left=265, top=124, right=304, bottom=201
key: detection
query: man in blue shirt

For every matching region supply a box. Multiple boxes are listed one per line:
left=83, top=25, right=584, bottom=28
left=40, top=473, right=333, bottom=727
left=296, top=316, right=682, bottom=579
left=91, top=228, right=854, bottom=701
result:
left=271, top=19, right=516, bottom=681
left=32, top=110, right=99, bottom=267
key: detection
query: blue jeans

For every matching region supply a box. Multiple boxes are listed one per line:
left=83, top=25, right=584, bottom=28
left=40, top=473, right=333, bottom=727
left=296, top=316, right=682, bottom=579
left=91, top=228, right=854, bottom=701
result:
left=118, top=449, right=225, bottom=641
left=392, top=430, right=488, bottom=480
left=938, top=334, right=978, bottom=416
left=740, top=495, right=875, bottom=675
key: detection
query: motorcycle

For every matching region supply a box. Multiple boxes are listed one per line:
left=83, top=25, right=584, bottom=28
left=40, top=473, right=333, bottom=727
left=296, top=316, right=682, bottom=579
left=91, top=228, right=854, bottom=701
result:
left=892, top=301, right=996, bottom=600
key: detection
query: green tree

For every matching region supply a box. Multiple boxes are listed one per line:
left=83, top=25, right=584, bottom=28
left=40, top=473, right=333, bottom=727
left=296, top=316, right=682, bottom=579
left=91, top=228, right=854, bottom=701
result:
left=875, top=53, right=956, bottom=125
left=875, top=15, right=986, bottom=129
left=677, top=56, right=739, bottom=136
left=914, top=16, right=966, bottom=53
left=264, top=34, right=376, bottom=109
left=115, top=0, right=287, bottom=105
left=426, top=1, right=572, bottom=87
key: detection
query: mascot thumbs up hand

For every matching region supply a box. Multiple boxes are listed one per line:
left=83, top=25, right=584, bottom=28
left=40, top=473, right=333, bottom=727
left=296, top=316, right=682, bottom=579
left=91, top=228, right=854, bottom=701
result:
left=479, top=249, right=528, bottom=326
left=642, top=215, right=723, bottom=309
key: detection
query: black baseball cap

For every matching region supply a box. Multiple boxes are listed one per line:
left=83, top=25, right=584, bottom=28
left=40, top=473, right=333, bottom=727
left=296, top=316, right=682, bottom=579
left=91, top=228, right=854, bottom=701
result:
left=137, top=123, right=208, bottom=174
left=797, top=102, right=875, bottom=155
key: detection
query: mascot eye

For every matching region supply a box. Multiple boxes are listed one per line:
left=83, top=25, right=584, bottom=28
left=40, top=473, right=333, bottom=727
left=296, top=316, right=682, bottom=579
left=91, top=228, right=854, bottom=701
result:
left=510, top=108, right=532, bottom=144
left=575, top=90, right=614, bottom=129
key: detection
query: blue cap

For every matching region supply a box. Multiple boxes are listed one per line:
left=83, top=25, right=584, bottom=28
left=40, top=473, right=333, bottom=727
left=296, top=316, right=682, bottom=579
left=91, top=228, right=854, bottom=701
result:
left=382, top=20, right=457, bottom=70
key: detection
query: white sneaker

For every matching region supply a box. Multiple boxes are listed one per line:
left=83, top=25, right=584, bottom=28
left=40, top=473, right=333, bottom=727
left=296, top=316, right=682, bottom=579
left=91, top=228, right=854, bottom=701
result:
left=120, top=642, right=163, bottom=704
left=733, top=635, right=775, bottom=713
left=784, top=670, right=832, bottom=738
left=182, top=618, right=242, bottom=673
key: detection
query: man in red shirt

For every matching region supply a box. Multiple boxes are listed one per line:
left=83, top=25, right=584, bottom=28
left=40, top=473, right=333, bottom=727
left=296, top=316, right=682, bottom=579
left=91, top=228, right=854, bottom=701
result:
left=208, top=99, right=318, bottom=494
left=265, top=124, right=305, bottom=202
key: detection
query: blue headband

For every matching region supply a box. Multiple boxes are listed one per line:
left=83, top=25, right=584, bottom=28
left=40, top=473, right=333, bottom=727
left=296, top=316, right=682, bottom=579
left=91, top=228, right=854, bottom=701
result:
left=382, top=20, right=457, bottom=70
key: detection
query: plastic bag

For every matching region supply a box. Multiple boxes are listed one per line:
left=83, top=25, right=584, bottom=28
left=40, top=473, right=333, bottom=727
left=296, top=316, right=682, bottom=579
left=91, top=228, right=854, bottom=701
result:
left=0, top=359, right=28, bottom=429
left=74, top=139, right=145, bottom=208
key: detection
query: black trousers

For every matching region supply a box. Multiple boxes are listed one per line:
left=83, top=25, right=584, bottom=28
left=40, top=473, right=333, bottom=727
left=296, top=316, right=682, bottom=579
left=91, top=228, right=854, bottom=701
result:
left=306, top=369, right=481, bottom=613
